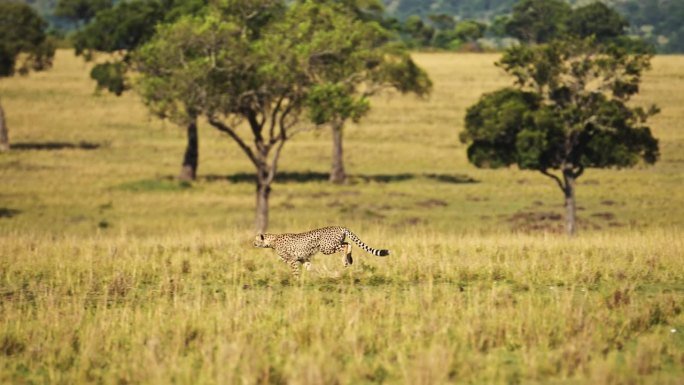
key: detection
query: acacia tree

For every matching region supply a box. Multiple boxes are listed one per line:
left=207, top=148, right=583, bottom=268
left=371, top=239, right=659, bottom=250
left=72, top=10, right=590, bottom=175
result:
left=134, top=0, right=281, bottom=186
left=461, top=37, right=659, bottom=235
left=139, top=0, right=381, bottom=231
left=0, top=2, right=55, bottom=152
left=293, top=0, right=431, bottom=183
left=72, top=0, right=206, bottom=180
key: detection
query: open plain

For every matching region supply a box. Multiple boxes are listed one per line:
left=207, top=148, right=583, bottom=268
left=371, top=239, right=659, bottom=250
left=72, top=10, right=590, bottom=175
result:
left=1, top=51, right=683, bottom=384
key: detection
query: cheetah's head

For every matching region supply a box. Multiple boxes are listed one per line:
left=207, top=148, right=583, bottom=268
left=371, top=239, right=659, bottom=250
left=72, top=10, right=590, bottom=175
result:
left=253, top=234, right=274, bottom=248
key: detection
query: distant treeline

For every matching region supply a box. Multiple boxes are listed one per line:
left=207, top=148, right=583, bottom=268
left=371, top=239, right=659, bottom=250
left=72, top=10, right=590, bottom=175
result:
left=381, top=0, right=684, bottom=53
left=20, top=0, right=684, bottom=53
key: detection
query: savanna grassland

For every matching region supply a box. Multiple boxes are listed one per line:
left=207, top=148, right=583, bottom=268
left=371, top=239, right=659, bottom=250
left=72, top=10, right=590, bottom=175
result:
left=1, top=51, right=683, bottom=384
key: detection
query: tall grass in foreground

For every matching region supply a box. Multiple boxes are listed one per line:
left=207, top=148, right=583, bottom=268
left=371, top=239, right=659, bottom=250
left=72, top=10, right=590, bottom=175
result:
left=1, top=230, right=682, bottom=384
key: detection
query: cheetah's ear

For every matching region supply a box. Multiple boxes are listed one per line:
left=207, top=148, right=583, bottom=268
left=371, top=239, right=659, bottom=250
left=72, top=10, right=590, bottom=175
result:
left=259, top=234, right=264, bottom=240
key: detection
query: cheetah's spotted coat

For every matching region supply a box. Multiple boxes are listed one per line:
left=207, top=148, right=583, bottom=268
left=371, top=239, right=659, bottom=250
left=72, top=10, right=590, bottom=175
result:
left=253, top=226, right=389, bottom=277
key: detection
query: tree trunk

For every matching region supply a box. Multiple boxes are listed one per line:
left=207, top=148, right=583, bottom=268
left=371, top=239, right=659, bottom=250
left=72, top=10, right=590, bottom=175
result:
left=178, top=118, right=198, bottom=181
left=329, top=121, right=346, bottom=184
left=0, top=100, right=9, bottom=152
left=255, top=176, right=270, bottom=233
left=563, top=169, right=577, bottom=236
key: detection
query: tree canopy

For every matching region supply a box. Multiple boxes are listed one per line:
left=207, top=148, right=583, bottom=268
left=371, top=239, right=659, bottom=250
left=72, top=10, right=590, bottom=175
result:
left=461, top=36, right=659, bottom=235
left=455, top=20, right=487, bottom=43
left=131, top=0, right=318, bottom=230
left=134, top=0, right=430, bottom=228
left=55, top=0, right=112, bottom=24
left=503, top=0, right=632, bottom=45
left=504, top=0, right=570, bottom=44
left=567, top=2, right=628, bottom=43
left=291, top=0, right=431, bottom=183
left=0, top=1, right=55, bottom=77
left=71, top=0, right=207, bottom=95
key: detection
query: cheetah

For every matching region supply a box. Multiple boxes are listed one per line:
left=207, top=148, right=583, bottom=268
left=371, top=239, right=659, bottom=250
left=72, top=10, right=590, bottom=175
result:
left=253, top=226, right=390, bottom=277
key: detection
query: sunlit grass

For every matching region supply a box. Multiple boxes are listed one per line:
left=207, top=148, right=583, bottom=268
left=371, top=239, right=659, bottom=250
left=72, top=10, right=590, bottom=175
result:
left=0, top=51, right=683, bottom=384
left=1, top=52, right=683, bottom=235
left=1, top=231, right=682, bottom=384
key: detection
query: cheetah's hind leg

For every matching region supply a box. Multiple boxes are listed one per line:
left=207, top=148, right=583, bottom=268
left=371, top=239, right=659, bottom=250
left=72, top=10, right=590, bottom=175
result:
left=345, top=254, right=353, bottom=267
left=339, top=242, right=353, bottom=267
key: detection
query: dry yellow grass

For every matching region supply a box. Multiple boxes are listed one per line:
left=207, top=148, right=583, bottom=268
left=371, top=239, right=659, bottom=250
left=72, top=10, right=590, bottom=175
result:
left=0, top=51, right=683, bottom=384
left=2, top=51, right=683, bottom=235
left=1, top=231, right=682, bottom=384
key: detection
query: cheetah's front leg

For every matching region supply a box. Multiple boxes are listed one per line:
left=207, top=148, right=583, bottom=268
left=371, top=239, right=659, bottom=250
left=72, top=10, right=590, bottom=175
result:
left=288, top=258, right=302, bottom=278
left=278, top=253, right=302, bottom=278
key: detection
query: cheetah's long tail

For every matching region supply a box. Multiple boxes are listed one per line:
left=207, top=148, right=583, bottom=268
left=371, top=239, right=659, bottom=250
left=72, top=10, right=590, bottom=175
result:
left=343, top=228, right=390, bottom=257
